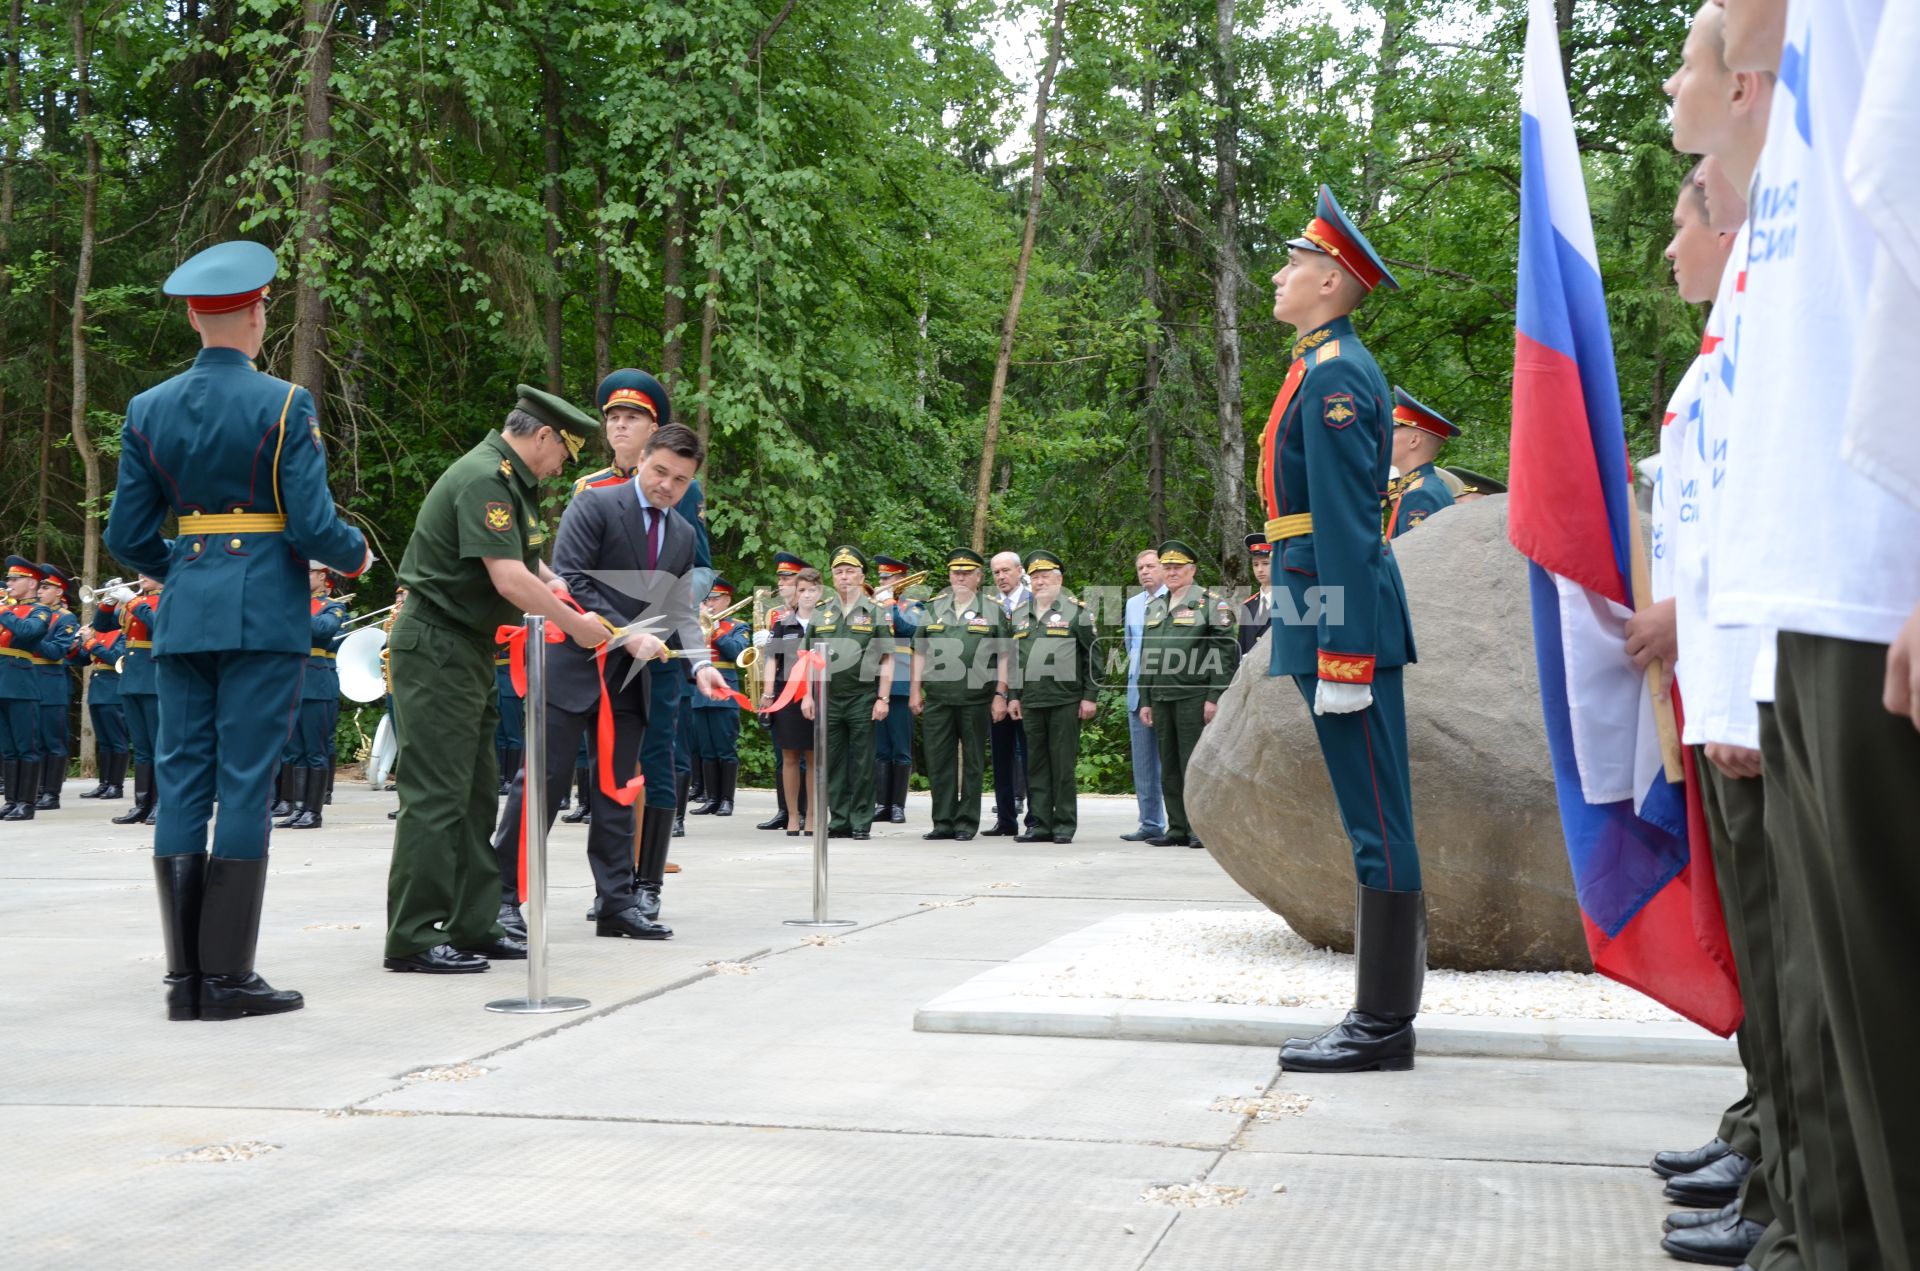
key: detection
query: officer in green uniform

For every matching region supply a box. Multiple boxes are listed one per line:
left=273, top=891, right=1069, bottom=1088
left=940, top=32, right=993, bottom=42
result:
left=1006, top=549, right=1097, bottom=844
left=815, top=546, right=892, bottom=839
left=105, top=240, right=371, bottom=1021
left=1384, top=387, right=1460, bottom=538
left=910, top=549, right=1008, bottom=841
left=1137, top=540, right=1239, bottom=849
left=0, top=557, right=53, bottom=819
left=382, top=384, right=609, bottom=975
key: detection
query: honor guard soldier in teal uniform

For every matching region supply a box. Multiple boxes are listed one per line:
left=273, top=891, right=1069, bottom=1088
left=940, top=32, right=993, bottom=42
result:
left=816, top=546, right=893, bottom=840
left=493, top=636, right=524, bottom=794
left=910, top=549, right=1009, bottom=841
left=76, top=609, right=130, bottom=799
left=1384, top=387, right=1459, bottom=538
left=276, top=564, right=347, bottom=830
left=99, top=575, right=162, bottom=825
left=1240, top=534, right=1272, bottom=656
left=870, top=555, right=917, bottom=824
left=104, top=240, right=371, bottom=1021
left=0, top=558, right=53, bottom=819
left=1259, top=187, right=1423, bottom=1073
left=1005, top=550, right=1098, bottom=843
left=1137, top=540, right=1239, bottom=849
left=689, top=577, right=748, bottom=817
left=30, top=564, right=79, bottom=809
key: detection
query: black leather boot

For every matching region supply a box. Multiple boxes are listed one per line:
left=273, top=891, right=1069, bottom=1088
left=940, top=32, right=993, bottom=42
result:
left=287, top=768, right=323, bottom=829
left=0, top=757, right=17, bottom=817
left=1280, top=885, right=1425, bottom=1073
left=81, top=758, right=112, bottom=799
left=873, top=763, right=890, bottom=820
left=691, top=758, right=722, bottom=814
left=673, top=771, right=690, bottom=837
left=560, top=768, right=591, bottom=822
left=275, top=767, right=309, bottom=828
left=713, top=760, right=736, bottom=816
left=269, top=765, right=293, bottom=818
left=688, top=759, right=706, bottom=805
left=198, top=855, right=303, bottom=1020
left=36, top=760, right=62, bottom=810
left=102, top=750, right=129, bottom=799
left=324, top=759, right=335, bottom=805
left=890, top=762, right=909, bottom=824
left=500, top=747, right=523, bottom=797
left=154, top=853, right=208, bottom=1020
left=634, top=805, right=674, bottom=932
left=497, top=900, right=528, bottom=941
left=4, top=760, right=39, bottom=820
left=757, top=775, right=788, bottom=830
left=112, top=763, right=150, bottom=824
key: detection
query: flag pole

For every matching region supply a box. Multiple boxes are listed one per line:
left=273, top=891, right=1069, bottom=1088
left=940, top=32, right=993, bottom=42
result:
left=1623, top=483, right=1684, bottom=782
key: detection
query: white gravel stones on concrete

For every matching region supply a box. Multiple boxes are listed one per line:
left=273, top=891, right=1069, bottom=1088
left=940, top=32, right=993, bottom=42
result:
left=161, top=1140, right=282, bottom=1163
left=1022, top=909, right=1685, bottom=1023
left=1140, top=1182, right=1249, bottom=1208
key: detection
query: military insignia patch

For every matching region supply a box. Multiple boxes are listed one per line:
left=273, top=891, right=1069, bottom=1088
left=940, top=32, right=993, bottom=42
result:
left=499, top=459, right=515, bottom=479
left=484, top=502, right=513, bottom=532
left=308, top=416, right=323, bottom=452
left=1323, top=394, right=1357, bottom=429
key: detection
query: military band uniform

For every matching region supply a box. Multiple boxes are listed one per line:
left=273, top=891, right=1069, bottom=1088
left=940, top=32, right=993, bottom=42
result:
left=1006, top=557, right=1097, bottom=842
left=78, top=621, right=130, bottom=797
left=913, top=561, right=1009, bottom=840
left=30, top=588, right=79, bottom=808
left=0, top=559, right=53, bottom=816
left=1137, top=557, right=1238, bottom=846
left=816, top=551, right=891, bottom=838
left=279, top=589, right=347, bottom=828
left=98, top=589, right=161, bottom=823
left=870, top=557, right=916, bottom=823
left=689, top=599, right=748, bottom=816
left=1386, top=462, right=1454, bottom=538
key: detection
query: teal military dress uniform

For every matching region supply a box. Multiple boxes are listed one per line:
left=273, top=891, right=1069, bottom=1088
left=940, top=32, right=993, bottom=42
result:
left=98, top=586, right=162, bottom=824
left=1385, top=388, right=1460, bottom=539
left=1006, top=550, right=1098, bottom=843
left=0, top=557, right=53, bottom=818
left=1262, top=187, right=1425, bottom=1075
left=913, top=550, right=1010, bottom=841
left=816, top=547, right=892, bottom=839
left=689, top=577, right=749, bottom=817
left=277, top=584, right=347, bottom=829
left=77, top=619, right=130, bottom=798
left=869, top=556, right=917, bottom=823
left=29, top=567, right=79, bottom=810
left=1138, top=541, right=1239, bottom=847
left=103, top=240, right=369, bottom=1022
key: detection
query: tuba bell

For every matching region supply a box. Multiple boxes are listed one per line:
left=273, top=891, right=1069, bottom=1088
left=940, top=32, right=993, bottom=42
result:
left=337, top=626, right=390, bottom=703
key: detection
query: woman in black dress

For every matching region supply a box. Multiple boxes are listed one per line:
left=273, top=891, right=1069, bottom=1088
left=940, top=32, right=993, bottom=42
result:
left=763, top=567, right=823, bottom=835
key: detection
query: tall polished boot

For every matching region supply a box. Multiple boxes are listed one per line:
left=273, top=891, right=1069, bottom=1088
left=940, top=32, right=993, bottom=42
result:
left=1280, top=885, right=1426, bottom=1073
left=101, top=750, right=129, bottom=799
left=673, top=771, right=690, bottom=837
left=757, top=776, right=788, bottom=831
left=500, top=747, right=523, bottom=798
left=688, top=758, right=706, bottom=805
left=153, top=853, right=208, bottom=1021
left=269, top=765, right=293, bottom=818
left=81, top=757, right=113, bottom=799
left=3, top=760, right=39, bottom=820
left=36, top=759, right=62, bottom=810
left=112, top=763, right=151, bottom=824
left=287, top=768, right=323, bottom=829
left=0, top=758, right=17, bottom=817
left=276, top=768, right=310, bottom=828
left=691, top=759, right=722, bottom=814
left=634, top=805, right=675, bottom=934
left=323, top=759, right=335, bottom=805
left=560, top=767, right=592, bottom=823
left=713, top=760, right=737, bottom=817
left=198, top=855, right=303, bottom=1020
left=889, top=761, right=910, bottom=824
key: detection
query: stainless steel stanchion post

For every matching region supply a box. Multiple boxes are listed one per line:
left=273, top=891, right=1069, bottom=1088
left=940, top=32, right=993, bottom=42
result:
left=488, top=613, right=591, bottom=1013
left=786, top=638, right=855, bottom=929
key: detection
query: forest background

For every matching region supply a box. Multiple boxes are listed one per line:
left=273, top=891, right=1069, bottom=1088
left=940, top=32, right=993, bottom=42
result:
left=0, top=0, right=1699, bottom=786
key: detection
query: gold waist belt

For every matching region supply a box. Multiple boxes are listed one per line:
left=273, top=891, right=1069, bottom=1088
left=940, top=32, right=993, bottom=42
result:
left=178, top=512, right=288, bottom=534
left=0, top=647, right=30, bottom=659
left=310, top=649, right=337, bottom=659
left=129, top=639, right=154, bottom=650
left=1264, top=513, right=1313, bottom=543
left=710, top=661, right=736, bottom=670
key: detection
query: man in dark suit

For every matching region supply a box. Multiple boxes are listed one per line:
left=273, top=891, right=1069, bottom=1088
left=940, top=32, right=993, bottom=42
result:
left=494, top=423, right=725, bottom=941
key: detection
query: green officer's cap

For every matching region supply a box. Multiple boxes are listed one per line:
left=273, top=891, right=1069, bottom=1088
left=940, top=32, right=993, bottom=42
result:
left=514, top=384, right=600, bottom=461
left=1023, top=549, right=1063, bottom=574
left=946, top=548, right=985, bottom=572
left=829, top=545, right=870, bottom=572
left=1157, top=540, right=1199, bottom=567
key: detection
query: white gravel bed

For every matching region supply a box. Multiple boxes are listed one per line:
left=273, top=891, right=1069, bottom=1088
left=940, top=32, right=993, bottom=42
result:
left=1019, top=909, right=1685, bottom=1024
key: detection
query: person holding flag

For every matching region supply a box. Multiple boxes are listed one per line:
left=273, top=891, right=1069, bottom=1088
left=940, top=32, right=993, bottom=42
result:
left=1259, top=186, right=1424, bottom=1076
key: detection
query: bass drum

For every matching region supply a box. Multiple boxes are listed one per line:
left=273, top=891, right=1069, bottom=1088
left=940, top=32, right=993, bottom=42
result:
left=368, top=712, right=397, bottom=789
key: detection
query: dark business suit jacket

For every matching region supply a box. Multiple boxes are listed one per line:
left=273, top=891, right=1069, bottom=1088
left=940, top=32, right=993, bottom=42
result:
left=546, top=481, right=705, bottom=716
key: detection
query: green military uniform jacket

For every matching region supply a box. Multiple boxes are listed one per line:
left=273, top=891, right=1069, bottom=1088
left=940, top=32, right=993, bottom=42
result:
left=397, top=433, right=549, bottom=638
left=913, top=590, right=1009, bottom=705
left=1007, top=592, right=1097, bottom=709
left=1139, top=584, right=1239, bottom=706
left=814, top=592, right=892, bottom=706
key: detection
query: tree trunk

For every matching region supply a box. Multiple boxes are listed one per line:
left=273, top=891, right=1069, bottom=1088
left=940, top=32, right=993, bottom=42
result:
left=1136, top=68, right=1164, bottom=543
left=38, top=286, right=56, bottom=557
left=1209, top=0, right=1245, bottom=584
left=593, top=169, right=616, bottom=387
left=0, top=0, right=15, bottom=455
left=68, top=2, right=103, bottom=773
left=970, top=0, right=1067, bottom=552
left=1360, top=0, right=1411, bottom=220
left=660, top=182, right=688, bottom=388
left=290, top=0, right=333, bottom=402
left=541, top=49, right=565, bottom=393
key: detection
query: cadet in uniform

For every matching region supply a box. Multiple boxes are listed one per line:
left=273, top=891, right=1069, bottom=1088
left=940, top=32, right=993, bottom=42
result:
left=1384, top=387, right=1460, bottom=538
left=1005, top=549, right=1097, bottom=843
left=870, top=555, right=917, bottom=824
left=276, top=564, right=347, bottom=830
left=911, top=549, right=1009, bottom=841
left=75, top=606, right=130, bottom=799
left=100, top=576, right=162, bottom=825
left=0, top=558, right=52, bottom=819
left=383, top=385, right=608, bottom=974
left=689, top=576, right=748, bottom=817
left=816, top=546, right=892, bottom=839
left=1137, top=540, right=1239, bottom=849
left=30, top=564, right=79, bottom=809
left=104, top=240, right=370, bottom=1021
left=1259, top=188, right=1423, bottom=1074
left=1239, top=534, right=1272, bottom=656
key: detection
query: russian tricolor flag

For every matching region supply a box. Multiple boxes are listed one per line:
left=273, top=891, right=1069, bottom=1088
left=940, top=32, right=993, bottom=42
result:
left=1509, top=0, right=1741, bottom=1037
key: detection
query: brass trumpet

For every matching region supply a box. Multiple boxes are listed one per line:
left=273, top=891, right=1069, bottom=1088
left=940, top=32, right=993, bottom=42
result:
left=81, top=578, right=136, bottom=607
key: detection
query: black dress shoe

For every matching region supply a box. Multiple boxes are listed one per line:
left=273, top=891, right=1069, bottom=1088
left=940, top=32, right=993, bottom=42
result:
left=1659, top=1214, right=1765, bottom=1267
left=1666, top=1201, right=1739, bottom=1233
left=199, top=972, right=304, bottom=1020
left=1147, top=835, right=1191, bottom=847
left=954, top=831, right=974, bottom=841
left=1653, top=1136, right=1734, bottom=1179
left=980, top=821, right=1017, bottom=837
left=1014, top=831, right=1044, bottom=842
left=757, top=811, right=789, bottom=831
left=1119, top=828, right=1162, bottom=842
left=1664, top=1150, right=1752, bottom=1207
left=1188, top=839, right=1205, bottom=849
left=1053, top=835, right=1073, bottom=844
left=596, top=905, right=672, bottom=940
left=459, top=935, right=527, bottom=961
left=1280, top=1011, right=1415, bottom=1073
left=497, top=905, right=528, bottom=940
left=383, top=944, right=489, bottom=974
left=586, top=896, right=602, bottom=921
left=851, top=831, right=869, bottom=840
left=828, top=827, right=849, bottom=839
left=922, top=829, right=954, bottom=840
left=560, top=803, right=591, bottom=824
left=387, top=808, right=399, bottom=820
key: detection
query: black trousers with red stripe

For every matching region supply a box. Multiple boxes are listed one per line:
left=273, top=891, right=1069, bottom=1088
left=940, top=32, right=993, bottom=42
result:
left=1292, top=667, right=1420, bottom=892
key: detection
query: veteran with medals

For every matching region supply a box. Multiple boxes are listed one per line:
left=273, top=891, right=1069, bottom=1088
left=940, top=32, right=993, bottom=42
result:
left=910, top=549, right=1009, bottom=842
left=1005, top=550, right=1098, bottom=844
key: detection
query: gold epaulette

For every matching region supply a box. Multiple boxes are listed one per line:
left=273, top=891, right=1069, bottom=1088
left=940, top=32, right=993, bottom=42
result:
left=1315, top=340, right=1342, bottom=365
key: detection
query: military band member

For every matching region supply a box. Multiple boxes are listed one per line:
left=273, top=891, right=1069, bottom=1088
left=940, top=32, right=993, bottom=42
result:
left=1005, top=550, right=1097, bottom=843
left=871, top=555, right=917, bottom=824
left=75, top=611, right=130, bottom=799
left=1240, top=534, right=1272, bottom=656
left=29, top=564, right=79, bottom=810
left=756, top=552, right=811, bottom=831
left=1137, top=540, right=1238, bottom=849
left=276, top=564, right=347, bottom=830
left=689, top=577, right=749, bottom=817
left=815, top=546, right=892, bottom=840
left=0, top=557, right=53, bottom=820
left=1384, top=388, right=1460, bottom=538
left=104, top=239, right=371, bottom=1021
left=910, top=549, right=1009, bottom=841
left=100, top=575, right=162, bottom=825
left=382, top=384, right=608, bottom=975
left=1261, top=188, right=1423, bottom=1074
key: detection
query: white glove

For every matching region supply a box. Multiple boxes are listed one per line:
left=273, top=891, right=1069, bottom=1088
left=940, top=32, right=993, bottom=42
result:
left=1313, top=679, right=1373, bottom=716
left=875, top=588, right=894, bottom=604
left=752, top=628, right=771, bottom=648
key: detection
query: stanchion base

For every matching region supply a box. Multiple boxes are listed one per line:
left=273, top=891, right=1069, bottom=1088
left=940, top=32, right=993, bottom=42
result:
left=782, top=918, right=858, bottom=929
left=484, top=996, right=592, bottom=1014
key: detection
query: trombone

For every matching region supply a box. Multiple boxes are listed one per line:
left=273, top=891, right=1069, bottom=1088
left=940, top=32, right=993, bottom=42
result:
left=341, top=603, right=398, bottom=629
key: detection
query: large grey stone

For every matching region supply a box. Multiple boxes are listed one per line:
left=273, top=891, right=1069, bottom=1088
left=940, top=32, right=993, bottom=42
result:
left=1187, top=495, right=1589, bottom=972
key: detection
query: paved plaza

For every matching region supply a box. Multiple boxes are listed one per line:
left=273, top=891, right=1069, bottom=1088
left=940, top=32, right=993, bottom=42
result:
left=4, top=780, right=1738, bottom=1267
